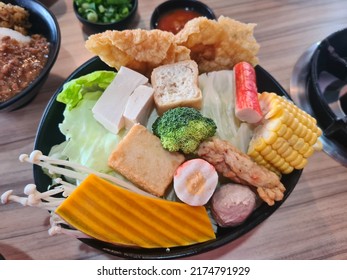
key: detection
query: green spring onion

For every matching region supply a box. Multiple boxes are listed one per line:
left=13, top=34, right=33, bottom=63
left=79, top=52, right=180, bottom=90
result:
left=74, top=0, right=132, bottom=24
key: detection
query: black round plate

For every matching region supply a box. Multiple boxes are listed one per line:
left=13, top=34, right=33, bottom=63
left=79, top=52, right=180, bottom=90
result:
left=34, top=56, right=302, bottom=259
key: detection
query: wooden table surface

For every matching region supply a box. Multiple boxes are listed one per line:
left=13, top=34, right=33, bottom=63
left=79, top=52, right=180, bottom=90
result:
left=1, top=0, right=347, bottom=260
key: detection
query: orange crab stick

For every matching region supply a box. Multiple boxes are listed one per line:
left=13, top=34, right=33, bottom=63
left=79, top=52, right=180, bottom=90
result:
left=234, top=61, right=263, bottom=124
left=173, top=158, right=218, bottom=206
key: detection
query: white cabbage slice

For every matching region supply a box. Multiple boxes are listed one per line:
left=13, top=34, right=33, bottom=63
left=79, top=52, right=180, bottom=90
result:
left=199, top=70, right=253, bottom=153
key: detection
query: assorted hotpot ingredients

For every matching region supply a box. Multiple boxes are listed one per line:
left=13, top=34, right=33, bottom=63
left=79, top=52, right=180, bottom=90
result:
left=1, top=16, right=322, bottom=249
left=0, top=2, right=50, bottom=103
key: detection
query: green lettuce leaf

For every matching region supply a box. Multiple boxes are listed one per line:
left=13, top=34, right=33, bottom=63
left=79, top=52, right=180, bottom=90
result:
left=49, top=70, right=124, bottom=174
left=51, top=90, right=125, bottom=174
left=56, top=70, right=116, bottom=110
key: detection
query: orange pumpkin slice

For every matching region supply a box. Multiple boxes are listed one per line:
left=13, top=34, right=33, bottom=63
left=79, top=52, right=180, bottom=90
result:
left=55, top=174, right=216, bottom=248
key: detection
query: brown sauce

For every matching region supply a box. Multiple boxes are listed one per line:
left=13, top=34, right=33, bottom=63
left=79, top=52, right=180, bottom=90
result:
left=157, top=9, right=202, bottom=34
left=0, top=34, right=49, bottom=102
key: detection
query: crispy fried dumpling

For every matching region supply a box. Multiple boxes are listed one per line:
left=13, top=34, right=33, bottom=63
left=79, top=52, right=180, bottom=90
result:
left=175, top=16, right=260, bottom=73
left=85, top=29, right=191, bottom=77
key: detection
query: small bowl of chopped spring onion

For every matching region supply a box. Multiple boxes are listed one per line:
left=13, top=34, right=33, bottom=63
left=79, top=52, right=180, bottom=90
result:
left=73, top=0, right=138, bottom=32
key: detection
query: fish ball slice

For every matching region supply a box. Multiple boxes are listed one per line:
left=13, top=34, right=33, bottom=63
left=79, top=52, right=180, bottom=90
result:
left=174, top=158, right=218, bottom=206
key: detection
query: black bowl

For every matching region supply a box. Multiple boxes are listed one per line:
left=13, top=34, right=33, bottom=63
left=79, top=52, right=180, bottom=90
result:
left=73, top=0, right=138, bottom=33
left=309, top=28, right=347, bottom=141
left=0, top=0, right=61, bottom=112
left=34, top=56, right=302, bottom=259
left=150, top=0, right=216, bottom=32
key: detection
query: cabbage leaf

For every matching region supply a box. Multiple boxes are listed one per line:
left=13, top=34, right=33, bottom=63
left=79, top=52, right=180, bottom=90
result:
left=199, top=70, right=253, bottom=153
left=49, top=70, right=124, bottom=174
left=57, top=70, right=116, bottom=110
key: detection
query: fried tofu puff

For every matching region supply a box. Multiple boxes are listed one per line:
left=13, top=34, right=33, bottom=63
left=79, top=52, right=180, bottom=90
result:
left=85, top=16, right=260, bottom=76
left=175, top=16, right=260, bottom=73
left=85, top=29, right=191, bottom=77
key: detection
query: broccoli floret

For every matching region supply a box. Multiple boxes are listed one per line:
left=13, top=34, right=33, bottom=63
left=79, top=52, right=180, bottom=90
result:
left=152, top=107, right=217, bottom=154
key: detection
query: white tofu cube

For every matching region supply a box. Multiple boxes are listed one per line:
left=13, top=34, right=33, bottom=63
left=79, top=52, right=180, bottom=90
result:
left=123, top=85, right=154, bottom=129
left=92, top=66, right=148, bottom=134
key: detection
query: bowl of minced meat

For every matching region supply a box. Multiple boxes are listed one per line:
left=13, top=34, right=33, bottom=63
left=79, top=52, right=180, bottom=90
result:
left=0, top=1, right=60, bottom=111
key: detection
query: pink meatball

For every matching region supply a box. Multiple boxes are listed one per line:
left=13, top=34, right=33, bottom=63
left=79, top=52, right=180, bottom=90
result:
left=211, top=183, right=256, bottom=227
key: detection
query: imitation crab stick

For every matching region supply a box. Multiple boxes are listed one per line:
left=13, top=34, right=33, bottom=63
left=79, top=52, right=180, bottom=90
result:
left=234, top=61, right=263, bottom=124
left=173, top=158, right=218, bottom=206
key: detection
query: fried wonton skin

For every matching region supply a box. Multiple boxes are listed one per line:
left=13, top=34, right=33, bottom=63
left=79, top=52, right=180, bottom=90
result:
left=175, top=16, right=260, bottom=73
left=85, top=29, right=191, bottom=77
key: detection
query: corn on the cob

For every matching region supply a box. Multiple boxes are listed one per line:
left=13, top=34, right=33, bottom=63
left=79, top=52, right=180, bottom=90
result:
left=247, top=92, right=322, bottom=174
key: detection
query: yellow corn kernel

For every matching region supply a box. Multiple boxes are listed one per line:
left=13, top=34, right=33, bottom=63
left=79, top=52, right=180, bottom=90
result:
left=293, top=158, right=308, bottom=169
left=294, top=122, right=305, bottom=138
left=262, top=130, right=277, bottom=144
left=288, top=113, right=295, bottom=127
left=293, top=138, right=305, bottom=151
left=264, top=118, right=282, bottom=132
left=256, top=158, right=268, bottom=166
left=276, top=124, right=287, bottom=136
left=303, top=146, right=314, bottom=158
left=290, top=153, right=304, bottom=167
left=316, top=127, right=323, bottom=137
left=252, top=137, right=267, bottom=151
left=298, top=115, right=309, bottom=128
left=282, top=127, right=293, bottom=140
left=272, top=137, right=286, bottom=150
left=288, top=117, right=299, bottom=131
left=308, top=133, right=318, bottom=146
left=281, top=146, right=294, bottom=158
left=301, top=125, right=310, bottom=139
left=297, top=141, right=310, bottom=155
left=260, top=145, right=273, bottom=157
left=282, top=165, right=294, bottom=174
left=263, top=150, right=278, bottom=162
left=260, top=92, right=276, bottom=104
left=275, top=141, right=290, bottom=155
left=285, top=150, right=299, bottom=162
left=277, top=109, right=290, bottom=123
left=272, top=157, right=286, bottom=169
left=269, top=154, right=281, bottom=165
left=276, top=161, right=290, bottom=172
left=303, top=131, right=315, bottom=143
left=247, top=144, right=258, bottom=157
left=264, top=100, right=282, bottom=119
left=251, top=151, right=260, bottom=159
left=304, top=116, right=314, bottom=130
left=249, top=149, right=261, bottom=160
left=288, top=134, right=299, bottom=146
left=249, top=147, right=258, bottom=156
left=264, top=162, right=274, bottom=171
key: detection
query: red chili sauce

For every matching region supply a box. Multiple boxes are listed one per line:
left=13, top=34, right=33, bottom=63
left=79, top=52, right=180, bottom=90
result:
left=157, top=8, right=202, bottom=34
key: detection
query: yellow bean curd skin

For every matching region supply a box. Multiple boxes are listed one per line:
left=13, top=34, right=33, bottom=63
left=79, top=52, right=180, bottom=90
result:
left=55, top=174, right=216, bottom=248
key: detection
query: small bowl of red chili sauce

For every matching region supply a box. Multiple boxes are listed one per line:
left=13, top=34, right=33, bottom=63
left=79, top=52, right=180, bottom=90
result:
left=150, top=0, right=216, bottom=34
